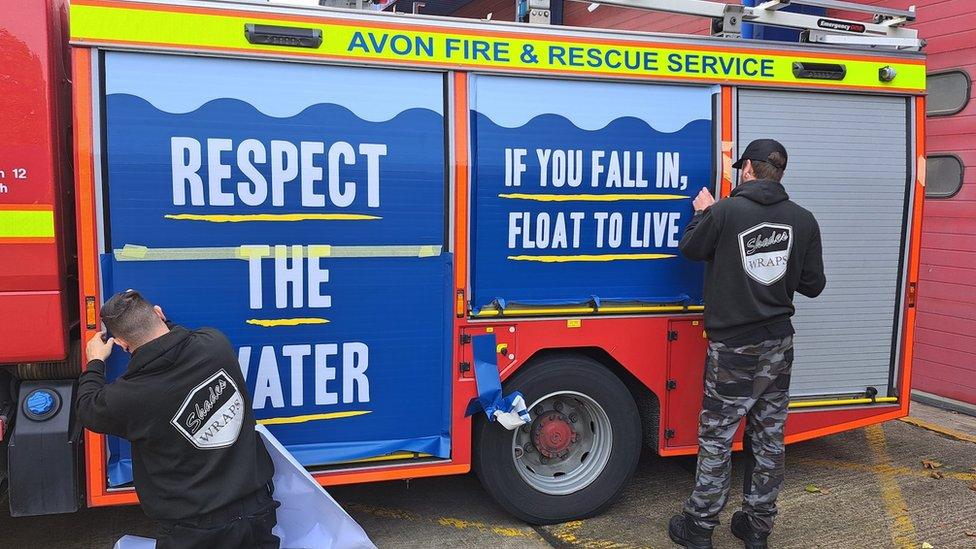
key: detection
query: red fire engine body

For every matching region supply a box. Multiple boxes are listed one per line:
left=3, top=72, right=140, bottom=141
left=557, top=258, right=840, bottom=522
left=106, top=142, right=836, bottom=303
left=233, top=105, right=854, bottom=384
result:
left=0, top=0, right=926, bottom=523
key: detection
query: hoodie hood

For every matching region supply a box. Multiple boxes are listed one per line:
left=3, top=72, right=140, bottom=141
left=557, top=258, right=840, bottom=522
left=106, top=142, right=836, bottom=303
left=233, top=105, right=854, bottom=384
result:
left=731, top=179, right=790, bottom=206
left=122, top=325, right=190, bottom=378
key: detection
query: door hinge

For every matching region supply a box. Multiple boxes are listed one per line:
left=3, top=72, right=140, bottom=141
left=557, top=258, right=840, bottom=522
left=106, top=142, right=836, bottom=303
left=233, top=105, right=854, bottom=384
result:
left=667, top=330, right=679, bottom=342
left=664, top=428, right=675, bottom=439
left=666, top=379, right=677, bottom=390
left=459, top=333, right=472, bottom=345
left=459, top=361, right=471, bottom=373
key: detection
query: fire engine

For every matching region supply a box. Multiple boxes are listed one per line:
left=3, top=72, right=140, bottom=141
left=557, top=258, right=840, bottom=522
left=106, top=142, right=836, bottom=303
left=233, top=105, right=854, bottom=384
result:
left=0, top=0, right=926, bottom=524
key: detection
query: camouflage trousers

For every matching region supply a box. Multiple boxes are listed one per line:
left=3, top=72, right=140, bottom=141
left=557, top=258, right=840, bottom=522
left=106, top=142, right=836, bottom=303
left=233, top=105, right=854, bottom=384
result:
left=683, top=335, right=794, bottom=534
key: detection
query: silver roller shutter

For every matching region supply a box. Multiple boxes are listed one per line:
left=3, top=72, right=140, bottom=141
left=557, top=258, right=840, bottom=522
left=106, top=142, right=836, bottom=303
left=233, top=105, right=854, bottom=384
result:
left=737, top=89, right=911, bottom=397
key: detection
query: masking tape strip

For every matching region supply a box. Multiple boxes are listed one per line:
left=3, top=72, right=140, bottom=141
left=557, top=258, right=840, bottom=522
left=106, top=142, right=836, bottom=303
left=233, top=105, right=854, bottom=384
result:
left=114, top=243, right=443, bottom=261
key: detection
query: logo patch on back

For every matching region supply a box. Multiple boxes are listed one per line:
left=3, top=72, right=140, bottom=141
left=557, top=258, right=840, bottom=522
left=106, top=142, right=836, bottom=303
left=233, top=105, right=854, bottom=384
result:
left=738, top=223, right=793, bottom=285
left=171, top=369, right=244, bottom=450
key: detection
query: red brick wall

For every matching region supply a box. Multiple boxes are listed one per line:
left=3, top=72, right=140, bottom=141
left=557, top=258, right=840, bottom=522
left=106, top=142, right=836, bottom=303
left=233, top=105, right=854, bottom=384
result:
left=894, top=0, right=976, bottom=405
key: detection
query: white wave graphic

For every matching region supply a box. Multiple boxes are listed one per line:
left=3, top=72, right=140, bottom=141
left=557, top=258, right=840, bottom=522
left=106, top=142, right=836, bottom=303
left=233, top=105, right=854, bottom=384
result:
left=104, top=52, right=443, bottom=120
left=471, top=75, right=715, bottom=133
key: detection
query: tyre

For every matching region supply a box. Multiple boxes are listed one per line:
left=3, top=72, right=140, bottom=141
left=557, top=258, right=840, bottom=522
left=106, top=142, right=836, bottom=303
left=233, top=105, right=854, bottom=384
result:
left=473, top=353, right=642, bottom=524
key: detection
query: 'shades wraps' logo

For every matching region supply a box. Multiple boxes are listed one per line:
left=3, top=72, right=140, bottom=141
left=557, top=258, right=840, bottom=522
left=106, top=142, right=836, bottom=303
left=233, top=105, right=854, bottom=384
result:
left=171, top=369, right=244, bottom=450
left=738, top=222, right=793, bottom=285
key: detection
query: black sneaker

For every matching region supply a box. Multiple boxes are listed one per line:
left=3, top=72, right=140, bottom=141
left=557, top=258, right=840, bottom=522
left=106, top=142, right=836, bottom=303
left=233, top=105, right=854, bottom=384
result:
left=668, top=514, right=714, bottom=549
left=731, top=511, right=769, bottom=549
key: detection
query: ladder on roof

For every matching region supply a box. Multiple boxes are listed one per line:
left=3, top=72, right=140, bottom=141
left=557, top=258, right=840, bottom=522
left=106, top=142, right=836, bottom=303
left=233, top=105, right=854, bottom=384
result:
left=521, top=0, right=923, bottom=50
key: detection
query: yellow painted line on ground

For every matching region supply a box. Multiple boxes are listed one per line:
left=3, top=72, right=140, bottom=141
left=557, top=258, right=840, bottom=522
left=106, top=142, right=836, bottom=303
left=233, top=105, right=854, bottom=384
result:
left=165, top=213, right=380, bottom=222
left=899, top=416, right=976, bottom=444
left=346, top=503, right=645, bottom=548
left=508, top=253, right=676, bottom=262
left=795, top=457, right=976, bottom=483
left=499, top=193, right=686, bottom=202
left=246, top=317, right=330, bottom=327
left=437, top=517, right=543, bottom=540
left=541, top=520, right=648, bottom=548
left=865, top=424, right=918, bottom=549
left=258, top=410, right=370, bottom=425
left=549, top=521, right=585, bottom=544
left=346, top=504, right=543, bottom=541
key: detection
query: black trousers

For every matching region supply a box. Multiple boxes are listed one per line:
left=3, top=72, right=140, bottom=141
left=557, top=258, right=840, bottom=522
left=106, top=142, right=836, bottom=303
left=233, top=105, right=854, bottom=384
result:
left=155, top=486, right=281, bottom=549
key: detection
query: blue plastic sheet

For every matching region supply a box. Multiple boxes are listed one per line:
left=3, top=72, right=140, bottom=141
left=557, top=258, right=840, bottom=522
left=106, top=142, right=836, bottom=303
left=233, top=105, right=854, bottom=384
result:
left=464, top=334, right=526, bottom=424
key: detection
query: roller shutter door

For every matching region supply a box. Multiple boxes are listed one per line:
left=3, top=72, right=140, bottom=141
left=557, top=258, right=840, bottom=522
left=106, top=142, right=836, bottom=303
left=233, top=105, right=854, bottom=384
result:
left=737, top=89, right=911, bottom=397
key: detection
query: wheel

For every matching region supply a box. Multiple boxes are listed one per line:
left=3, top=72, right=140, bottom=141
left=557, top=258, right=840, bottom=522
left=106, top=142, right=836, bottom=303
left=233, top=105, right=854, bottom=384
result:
left=473, top=353, right=642, bottom=524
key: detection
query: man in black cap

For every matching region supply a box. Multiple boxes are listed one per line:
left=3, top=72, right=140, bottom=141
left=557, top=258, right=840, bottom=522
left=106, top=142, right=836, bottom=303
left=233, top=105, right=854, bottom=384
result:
left=77, top=290, right=279, bottom=549
left=668, top=139, right=826, bottom=549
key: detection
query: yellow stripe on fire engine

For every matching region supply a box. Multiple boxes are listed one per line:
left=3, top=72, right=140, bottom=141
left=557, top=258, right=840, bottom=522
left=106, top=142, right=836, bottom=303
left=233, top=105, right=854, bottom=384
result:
left=0, top=209, right=56, bottom=239
left=69, top=1, right=925, bottom=92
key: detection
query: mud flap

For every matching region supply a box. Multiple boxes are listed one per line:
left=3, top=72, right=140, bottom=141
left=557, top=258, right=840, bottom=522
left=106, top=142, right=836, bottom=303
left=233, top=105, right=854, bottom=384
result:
left=8, top=380, right=81, bottom=516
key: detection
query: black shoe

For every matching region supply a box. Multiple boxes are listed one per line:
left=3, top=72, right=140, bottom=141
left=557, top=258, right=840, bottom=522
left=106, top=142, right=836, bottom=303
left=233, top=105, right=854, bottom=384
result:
left=668, top=514, right=714, bottom=549
left=731, top=511, right=769, bottom=549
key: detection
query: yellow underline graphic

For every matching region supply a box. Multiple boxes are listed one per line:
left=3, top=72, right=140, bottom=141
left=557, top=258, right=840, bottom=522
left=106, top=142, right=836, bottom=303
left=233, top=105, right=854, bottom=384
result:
left=258, top=410, right=371, bottom=426
left=246, top=317, right=330, bottom=327
left=498, top=193, right=686, bottom=202
left=165, top=213, right=380, bottom=222
left=508, top=253, right=676, bottom=262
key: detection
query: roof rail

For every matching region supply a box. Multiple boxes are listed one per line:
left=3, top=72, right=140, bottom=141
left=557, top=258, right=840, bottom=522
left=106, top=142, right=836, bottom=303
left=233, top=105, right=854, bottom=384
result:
left=527, top=0, right=924, bottom=50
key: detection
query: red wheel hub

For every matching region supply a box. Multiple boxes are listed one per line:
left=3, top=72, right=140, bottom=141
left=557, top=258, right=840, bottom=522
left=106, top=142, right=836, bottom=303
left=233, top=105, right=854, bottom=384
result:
left=532, top=412, right=577, bottom=458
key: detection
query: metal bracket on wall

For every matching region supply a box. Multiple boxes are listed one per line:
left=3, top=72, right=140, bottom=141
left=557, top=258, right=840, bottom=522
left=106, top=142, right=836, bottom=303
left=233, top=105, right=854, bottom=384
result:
left=517, top=0, right=551, bottom=24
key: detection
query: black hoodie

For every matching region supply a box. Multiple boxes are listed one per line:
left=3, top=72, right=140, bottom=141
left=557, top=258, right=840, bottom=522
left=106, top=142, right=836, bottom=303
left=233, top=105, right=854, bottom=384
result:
left=76, top=326, right=274, bottom=521
left=679, top=179, right=826, bottom=343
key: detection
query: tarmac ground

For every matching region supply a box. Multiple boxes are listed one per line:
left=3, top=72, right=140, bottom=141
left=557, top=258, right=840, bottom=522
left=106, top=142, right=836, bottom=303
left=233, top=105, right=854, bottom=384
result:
left=2, top=403, right=975, bottom=549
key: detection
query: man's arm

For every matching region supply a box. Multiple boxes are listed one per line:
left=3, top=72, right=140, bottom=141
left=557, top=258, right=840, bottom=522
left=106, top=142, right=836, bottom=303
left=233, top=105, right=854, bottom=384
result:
left=76, top=333, right=129, bottom=437
left=798, top=220, right=827, bottom=298
left=679, top=189, right=723, bottom=262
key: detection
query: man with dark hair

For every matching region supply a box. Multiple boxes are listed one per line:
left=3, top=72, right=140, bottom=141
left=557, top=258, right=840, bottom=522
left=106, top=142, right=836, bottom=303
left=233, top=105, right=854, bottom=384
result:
left=668, top=139, right=826, bottom=549
left=78, top=290, right=278, bottom=549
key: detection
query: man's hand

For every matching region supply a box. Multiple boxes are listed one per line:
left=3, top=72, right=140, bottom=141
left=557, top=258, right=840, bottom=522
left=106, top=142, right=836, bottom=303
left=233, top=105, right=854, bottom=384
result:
left=693, top=188, right=716, bottom=213
left=86, top=331, right=115, bottom=362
